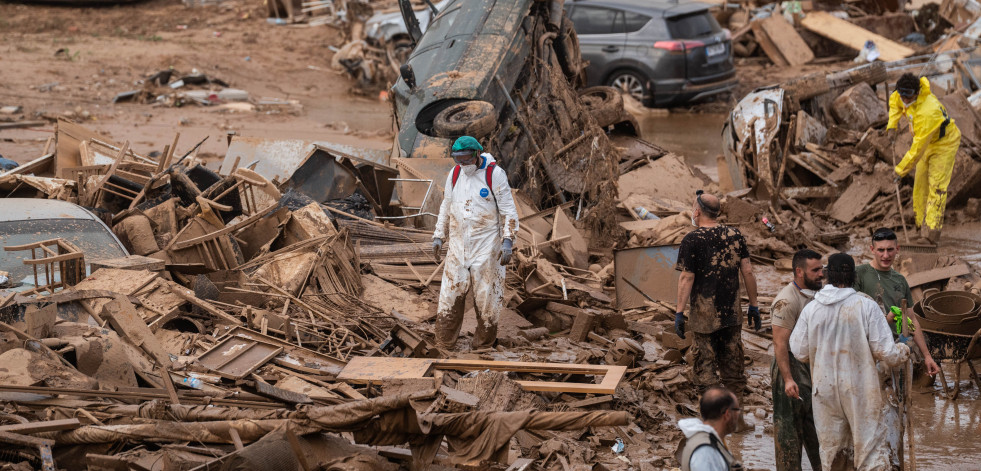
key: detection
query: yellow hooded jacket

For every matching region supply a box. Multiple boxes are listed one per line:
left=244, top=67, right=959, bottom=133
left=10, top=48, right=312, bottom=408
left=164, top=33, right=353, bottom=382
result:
left=886, top=77, right=958, bottom=177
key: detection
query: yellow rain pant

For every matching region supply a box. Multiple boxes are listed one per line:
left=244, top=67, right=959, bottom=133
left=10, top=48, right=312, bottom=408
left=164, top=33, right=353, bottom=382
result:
left=910, top=126, right=959, bottom=230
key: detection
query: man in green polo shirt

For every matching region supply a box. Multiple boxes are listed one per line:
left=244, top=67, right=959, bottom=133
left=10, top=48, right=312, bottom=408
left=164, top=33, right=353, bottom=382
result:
left=854, top=227, right=940, bottom=379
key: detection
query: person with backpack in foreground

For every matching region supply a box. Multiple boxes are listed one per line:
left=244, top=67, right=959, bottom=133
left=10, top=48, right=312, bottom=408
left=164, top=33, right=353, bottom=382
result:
left=432, top=136, right=519, bottom=349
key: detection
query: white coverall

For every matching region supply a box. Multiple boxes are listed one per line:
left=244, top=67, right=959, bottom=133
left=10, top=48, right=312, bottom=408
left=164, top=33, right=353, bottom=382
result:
left=790, top=285, right=910, bottom=471
left=432, top=153, right=519, bottom=349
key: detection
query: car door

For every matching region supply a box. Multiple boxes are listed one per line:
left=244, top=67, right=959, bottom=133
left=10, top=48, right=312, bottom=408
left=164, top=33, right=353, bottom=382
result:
left=568, top=5, right=626, bottom=87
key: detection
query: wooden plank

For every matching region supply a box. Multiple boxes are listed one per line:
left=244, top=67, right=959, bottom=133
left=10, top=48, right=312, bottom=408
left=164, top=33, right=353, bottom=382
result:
left=0, top=430, right=55, bottom=448
left=829, top=174, right=881, bottom=223
left=252, top=380, right=313, bottom=405
left=101, top=297, right=172, bottom=367
left=566, top=395, right=614, bottom=408
left=800, top=11, right=914, bottom=62
left=551, top=209, right=588, bottom=269
left=751, top=21, right=790, bottom=66
left=336, top=357, right=436, bottom=382
left=906, top=263, right=971, bottom=288
left=337, top=358, right=627, bottom=394
left=757, top=15, right=814, bottom=66
left=0, top=418, right=81, bottom=435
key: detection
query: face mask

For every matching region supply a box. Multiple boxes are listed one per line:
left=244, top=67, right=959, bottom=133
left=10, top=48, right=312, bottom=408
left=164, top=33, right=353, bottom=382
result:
left=462, top=164, right=478, bottom=176
left=691, top=216, right=698, bottom=227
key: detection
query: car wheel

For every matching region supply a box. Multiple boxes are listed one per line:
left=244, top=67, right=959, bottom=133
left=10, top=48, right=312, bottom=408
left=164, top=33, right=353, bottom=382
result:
left=607, top=70, right=647, bottom=103
left=555, top=16, right=583, bottom=85
left=433, top=100, right=497, bottom=138
left=578, top=86, right=623, bottom=128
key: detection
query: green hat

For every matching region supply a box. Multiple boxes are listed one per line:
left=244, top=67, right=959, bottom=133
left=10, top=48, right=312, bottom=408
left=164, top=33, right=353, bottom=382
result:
left=451, top=136, right=483, bottom=153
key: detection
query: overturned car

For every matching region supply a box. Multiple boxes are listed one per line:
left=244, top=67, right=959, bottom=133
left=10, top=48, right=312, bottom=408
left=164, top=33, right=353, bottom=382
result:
left=389, top=0, right=660, bottom=234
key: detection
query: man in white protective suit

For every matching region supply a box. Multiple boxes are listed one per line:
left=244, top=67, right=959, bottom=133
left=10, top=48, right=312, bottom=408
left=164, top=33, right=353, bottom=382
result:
left=432, top=136, right=519, bottom=350
left=790, top=253, right=910, bottom=471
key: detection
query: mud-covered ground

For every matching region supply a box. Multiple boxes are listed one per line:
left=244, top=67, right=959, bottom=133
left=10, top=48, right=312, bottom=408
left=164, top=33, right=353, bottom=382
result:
left=1, top=1, right=979, bottom=468
left=0, top=0, right=393, bottom=165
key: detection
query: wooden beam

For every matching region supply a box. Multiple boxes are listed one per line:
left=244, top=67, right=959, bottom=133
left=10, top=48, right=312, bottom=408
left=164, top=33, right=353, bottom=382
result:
left=0, top=418, right=81, bottom=434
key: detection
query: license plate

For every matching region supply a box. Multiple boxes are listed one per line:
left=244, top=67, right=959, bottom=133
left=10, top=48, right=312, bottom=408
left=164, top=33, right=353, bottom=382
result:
left=706, top=43, right=725, bottom=57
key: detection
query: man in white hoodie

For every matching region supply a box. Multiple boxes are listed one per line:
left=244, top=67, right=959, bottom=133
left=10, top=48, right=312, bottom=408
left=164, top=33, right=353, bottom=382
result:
left=677, top=386, right=743, bottom=471
left=790, top=253, right=911, bottom=471
left=432, top=136, right=519, bottom=350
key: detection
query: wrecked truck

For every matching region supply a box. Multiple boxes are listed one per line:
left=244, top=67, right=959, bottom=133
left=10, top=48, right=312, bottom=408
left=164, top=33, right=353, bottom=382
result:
left=391, top=0, right=657, bottom=235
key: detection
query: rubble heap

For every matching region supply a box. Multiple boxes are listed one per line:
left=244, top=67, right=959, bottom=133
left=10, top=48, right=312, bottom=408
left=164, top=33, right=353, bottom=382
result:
left=0, top=117, right=782, bottom=470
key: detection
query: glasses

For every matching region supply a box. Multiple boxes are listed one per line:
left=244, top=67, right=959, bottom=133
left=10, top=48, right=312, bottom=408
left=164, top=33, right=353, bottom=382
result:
left=729, top=407, right=741, bottom=412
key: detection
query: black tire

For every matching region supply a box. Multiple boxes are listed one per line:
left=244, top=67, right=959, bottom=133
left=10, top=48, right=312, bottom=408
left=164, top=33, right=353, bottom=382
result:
left=433, top=100, right=497, bottom=138
left=578, top=86, right=623, bottom=127
left=555, top=16, right=583, bottom=85
left=605, top=69, right=648, bottom=105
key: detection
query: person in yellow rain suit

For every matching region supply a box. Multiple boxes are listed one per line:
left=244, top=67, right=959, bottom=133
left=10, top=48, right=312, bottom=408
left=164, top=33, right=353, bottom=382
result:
left=886, top=73, right=961, bottom=245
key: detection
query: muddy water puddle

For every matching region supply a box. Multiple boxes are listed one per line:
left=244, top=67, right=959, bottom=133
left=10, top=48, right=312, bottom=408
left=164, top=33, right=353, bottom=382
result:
left=636, top=112, right=727, bottom=182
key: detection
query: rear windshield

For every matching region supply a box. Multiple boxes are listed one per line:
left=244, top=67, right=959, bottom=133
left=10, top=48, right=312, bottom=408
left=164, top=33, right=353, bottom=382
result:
left=0, top=219, right=126, bottom=288
left=666, top=11, right=721, bottom=39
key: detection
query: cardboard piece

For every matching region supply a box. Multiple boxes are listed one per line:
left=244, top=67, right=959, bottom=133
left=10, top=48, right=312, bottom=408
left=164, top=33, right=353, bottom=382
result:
left=828, top=174, right=882, bottom=223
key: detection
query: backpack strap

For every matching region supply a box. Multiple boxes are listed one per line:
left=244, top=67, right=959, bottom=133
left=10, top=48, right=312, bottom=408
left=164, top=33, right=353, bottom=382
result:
left=485, top=162, right=497, bottom=205
left=450, top=160, right=498, bottom=206
left=451, top=165, right=462, bottom=189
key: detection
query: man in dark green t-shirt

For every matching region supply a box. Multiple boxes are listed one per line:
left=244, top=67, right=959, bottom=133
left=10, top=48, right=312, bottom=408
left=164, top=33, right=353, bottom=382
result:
left=854, top=228, right=940, bottom=377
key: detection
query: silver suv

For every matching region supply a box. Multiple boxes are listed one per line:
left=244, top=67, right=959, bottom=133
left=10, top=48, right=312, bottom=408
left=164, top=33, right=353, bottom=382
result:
left=567, top=0, right=736, bottom=107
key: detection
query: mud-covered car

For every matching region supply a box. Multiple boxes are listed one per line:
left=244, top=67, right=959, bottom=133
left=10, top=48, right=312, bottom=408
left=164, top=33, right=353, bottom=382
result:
left=389, top=0, right=643, bottom=226
left=0, top=199, right=128, bottom=293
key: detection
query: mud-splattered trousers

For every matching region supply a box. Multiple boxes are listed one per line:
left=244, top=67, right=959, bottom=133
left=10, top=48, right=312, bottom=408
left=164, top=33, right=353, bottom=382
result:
left=771, top=356, right=821, bottom=471
left=691, top=325, right=747, bottom=396
left=887, top=79, right=961, bottom=231
left=432, top=154, right=519, bottom=349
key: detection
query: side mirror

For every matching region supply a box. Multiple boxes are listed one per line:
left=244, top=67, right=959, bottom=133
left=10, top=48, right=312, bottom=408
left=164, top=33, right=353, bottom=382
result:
left=400, top=64, right=417, bottom=90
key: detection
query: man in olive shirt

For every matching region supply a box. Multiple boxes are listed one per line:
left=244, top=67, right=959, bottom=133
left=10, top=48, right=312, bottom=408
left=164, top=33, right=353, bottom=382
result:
left=770, top=249, right=823, bottom=471
left=854, top=228, right=940, bottom=378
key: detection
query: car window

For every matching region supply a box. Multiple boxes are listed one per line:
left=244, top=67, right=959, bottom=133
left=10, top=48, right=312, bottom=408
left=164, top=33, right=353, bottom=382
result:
left=666, top=11, right=721, bottom=39
left=0, top=219, right=126, bottom=289
left=623, top=12, right=650, bottom=33
left=569, top=6, right=623, bottom=35
left=412, top=6, right=461, bottom=53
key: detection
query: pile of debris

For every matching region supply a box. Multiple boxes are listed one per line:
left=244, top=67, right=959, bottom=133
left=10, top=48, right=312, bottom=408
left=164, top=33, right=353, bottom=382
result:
left=717, top=52, right=981, bottom=257
left=720, top=0, right=981, bottom=68
left=0, top=117, right=782, bottom=469
left=109, top=69, right=301, bottom=114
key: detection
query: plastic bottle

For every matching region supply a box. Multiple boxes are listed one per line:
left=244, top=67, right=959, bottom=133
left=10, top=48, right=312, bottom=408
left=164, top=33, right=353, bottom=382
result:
left=762, top=216, right=776, bottom=232
left=182, top=377, right=202, bottom=389
left=634, top=206, right=660, bottom=220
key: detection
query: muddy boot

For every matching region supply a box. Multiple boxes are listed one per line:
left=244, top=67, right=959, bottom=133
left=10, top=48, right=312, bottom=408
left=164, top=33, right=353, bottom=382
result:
left=923, top=227, right=941, bottom=245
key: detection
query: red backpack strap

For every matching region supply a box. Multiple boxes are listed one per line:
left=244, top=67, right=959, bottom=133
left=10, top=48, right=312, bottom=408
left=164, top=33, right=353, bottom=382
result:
left=451, top=165, right=461, bottom=189
left=485, top=163, right=497, bottom=205
left=485, top=162, right=496, bottom=189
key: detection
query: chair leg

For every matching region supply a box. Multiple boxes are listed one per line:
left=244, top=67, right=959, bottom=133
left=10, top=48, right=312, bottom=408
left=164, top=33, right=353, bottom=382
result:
left=937, top=363, right=952, bottom=399
left=968, top=360, right=981, bottom=390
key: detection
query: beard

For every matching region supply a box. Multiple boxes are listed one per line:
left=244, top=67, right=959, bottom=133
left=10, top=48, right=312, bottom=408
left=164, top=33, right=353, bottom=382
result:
left=803, top=276, right=823, bottom=291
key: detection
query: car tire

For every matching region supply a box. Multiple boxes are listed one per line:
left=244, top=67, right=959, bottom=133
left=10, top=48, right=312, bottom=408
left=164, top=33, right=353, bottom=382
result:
left=606, top=70, right=648, bottom=105
left=433, top=101, right=497, bottom=138
left=555, top=16, right=583, bottom=86
left=578, top=86, right=623, bottom=128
